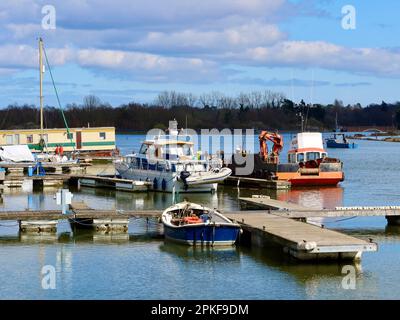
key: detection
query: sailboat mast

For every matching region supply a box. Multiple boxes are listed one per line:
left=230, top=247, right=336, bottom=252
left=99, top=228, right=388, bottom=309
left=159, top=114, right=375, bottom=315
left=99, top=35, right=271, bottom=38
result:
left=39, top=37, right=44, bottom=140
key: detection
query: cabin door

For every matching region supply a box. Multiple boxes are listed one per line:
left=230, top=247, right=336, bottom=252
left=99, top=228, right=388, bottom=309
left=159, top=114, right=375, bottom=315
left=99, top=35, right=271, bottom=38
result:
left=76, top=131, right=82, bottom=149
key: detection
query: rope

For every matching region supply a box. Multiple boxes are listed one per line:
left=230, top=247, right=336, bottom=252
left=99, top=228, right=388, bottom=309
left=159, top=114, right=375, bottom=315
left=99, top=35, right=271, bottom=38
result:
left=42, top=44, right=75, bottom=152
left=0, top=222, right=19, bottom=227
left=333, top=216, right=357, bottom=223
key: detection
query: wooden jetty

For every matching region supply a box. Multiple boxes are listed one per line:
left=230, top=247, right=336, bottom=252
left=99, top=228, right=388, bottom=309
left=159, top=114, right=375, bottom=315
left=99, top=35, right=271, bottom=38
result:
left=239, top=196, right=400, bottom=225
left=224, top=212, right=377, bottom=260
left=223, top=176, right=290, bottom=190
left=0, top=173, right=151, bottom=192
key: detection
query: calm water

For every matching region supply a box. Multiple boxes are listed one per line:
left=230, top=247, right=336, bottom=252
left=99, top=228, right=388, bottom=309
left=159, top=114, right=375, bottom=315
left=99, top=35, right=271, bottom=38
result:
left=1, top=134, right=400, bottom=299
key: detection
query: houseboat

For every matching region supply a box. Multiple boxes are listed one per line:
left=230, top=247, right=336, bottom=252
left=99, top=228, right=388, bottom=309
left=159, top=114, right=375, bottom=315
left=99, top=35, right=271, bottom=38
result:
left=114, top=120, right=232, bottom=192
left=0, top=127, right=117, bottom=156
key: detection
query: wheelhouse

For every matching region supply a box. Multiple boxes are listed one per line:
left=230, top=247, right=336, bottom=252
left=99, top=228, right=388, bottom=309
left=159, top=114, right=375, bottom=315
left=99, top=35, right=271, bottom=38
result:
left=288, top=149, right=327, bottom=164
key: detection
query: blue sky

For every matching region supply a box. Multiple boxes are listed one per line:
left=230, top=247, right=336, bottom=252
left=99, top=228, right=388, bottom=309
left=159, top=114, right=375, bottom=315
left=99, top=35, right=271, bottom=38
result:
left=0, top=0, right=399, bottom=107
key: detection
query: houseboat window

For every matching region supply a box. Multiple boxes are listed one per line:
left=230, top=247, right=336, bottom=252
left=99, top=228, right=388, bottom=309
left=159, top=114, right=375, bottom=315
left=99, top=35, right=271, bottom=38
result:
left=14, top=134, right=20, bottom=145
left=297, top=153, right=304, bottom=162
left=26, top=135, right=33, bottom=144
left=67, top=133, right=73, bottom=139
left=322, top=153, right=327, bottom=158
left=6, top=135, right=13, bottom=145
left=306, top=152, right=320, bottom=161
left=99, top=132, right=106, bottom=140
left=42, top=134, right=48, bottom=143
left=139, top=144, right=148, bottom=154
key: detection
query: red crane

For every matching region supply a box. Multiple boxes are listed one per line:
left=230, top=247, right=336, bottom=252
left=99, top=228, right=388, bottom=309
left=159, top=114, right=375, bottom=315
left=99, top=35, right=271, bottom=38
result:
left=258, top=131, right=283, bottom=164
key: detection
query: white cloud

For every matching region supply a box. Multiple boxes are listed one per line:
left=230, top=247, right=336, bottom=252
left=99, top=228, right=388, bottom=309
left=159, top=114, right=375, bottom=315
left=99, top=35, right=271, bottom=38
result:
left=0, top=44, right=223, bottom=82
left=136, top=21, right=285, bottom=52
left=238, top=41, right=400, bottom=76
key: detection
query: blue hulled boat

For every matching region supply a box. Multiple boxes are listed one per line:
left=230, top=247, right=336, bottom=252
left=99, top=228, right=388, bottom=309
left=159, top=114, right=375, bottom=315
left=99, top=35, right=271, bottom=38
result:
left=326, top=133, right=357, bottom=149
left=162, top=202, right=241, bottom=246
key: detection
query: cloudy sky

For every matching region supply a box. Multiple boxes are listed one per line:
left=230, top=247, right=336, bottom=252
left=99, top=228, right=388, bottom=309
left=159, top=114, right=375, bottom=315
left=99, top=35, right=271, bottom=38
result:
left=1, top=0, right=399, bottom=106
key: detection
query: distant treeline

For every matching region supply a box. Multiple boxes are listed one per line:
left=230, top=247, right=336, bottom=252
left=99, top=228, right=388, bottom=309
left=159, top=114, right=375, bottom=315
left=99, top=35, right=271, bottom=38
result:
left=1, top=90, right=400, bottom=132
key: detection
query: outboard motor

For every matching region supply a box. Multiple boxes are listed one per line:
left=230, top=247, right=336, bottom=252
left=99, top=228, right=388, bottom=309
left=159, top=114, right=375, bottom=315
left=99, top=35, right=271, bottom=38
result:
left=179, top=171, right=191, bottom=190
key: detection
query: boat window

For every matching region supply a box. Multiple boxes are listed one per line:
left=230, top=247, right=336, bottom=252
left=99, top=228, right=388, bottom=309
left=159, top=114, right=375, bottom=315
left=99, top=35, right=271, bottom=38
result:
left=99, top=132, right=106, bottom=140
left=6, top=135, right=13, bottom=145
left=67, top=133, right=74, bottom=140
left=297, top=153, right=304, bottom=162
left=306, top=152, right=320, bottom=161
left=26, top=134, right=33, bottom=144
left=139, top=144, right=148, bottom=154
left=288, top=153, right=296, bottom=163
left=321, top=153, right=327, bottom=158
left=182, top=145, right=192, bottom=156
left=141, top=158, right=148, bottom=169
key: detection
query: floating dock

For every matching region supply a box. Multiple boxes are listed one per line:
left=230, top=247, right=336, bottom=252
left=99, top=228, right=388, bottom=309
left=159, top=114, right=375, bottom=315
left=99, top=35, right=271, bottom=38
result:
left=223, top=176, right=290, bottom=190
left=0, top=200, right=378, bottom=261
left=224, top=212, right=377, bottom=260
left=239, top=196, right=400, bottom=225
left=76, top=175, right=150, bottom=192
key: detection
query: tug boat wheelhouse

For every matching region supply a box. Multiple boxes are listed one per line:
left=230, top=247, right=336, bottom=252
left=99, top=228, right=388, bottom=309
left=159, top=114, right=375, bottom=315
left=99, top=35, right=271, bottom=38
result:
left=162, top=202, right=241, bottom=246
left=114, top=121, right=232, bottom=193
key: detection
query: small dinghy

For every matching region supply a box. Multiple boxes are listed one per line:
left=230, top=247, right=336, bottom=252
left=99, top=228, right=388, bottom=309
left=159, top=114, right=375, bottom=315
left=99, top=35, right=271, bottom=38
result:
left=162, top=202, right=241, bottom=246
left=180, top=167, right=232, bottom=186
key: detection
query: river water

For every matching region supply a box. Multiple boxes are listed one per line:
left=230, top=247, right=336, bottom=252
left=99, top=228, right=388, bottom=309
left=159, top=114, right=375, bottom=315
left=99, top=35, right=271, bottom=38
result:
left=1, top=133, right=400, bottom=299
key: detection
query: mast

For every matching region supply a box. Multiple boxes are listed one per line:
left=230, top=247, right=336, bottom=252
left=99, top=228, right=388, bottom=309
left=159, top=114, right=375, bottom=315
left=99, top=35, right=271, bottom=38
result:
left=39, top=37, right=44, bottom=143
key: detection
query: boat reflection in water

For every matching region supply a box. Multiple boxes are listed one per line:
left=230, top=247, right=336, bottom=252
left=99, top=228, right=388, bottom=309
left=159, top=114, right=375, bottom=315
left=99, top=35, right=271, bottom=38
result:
left=275, top=186, right=344, bottom=210
left=159, top=242, right=240, bottom=262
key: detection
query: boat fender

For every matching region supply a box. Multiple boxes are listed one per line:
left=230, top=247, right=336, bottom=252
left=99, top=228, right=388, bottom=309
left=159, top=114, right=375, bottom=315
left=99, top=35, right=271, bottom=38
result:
left=297, top=241, right=317, bottom=251
left=162, top=179, right=167, bottom=191
left=153, top=178, right=158, bottom=190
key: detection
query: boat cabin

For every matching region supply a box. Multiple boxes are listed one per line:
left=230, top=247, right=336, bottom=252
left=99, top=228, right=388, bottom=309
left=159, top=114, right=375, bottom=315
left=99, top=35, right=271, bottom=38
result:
left=287, top=132, right=327, bottom=164
left=139, top=140, right=195, bottom=161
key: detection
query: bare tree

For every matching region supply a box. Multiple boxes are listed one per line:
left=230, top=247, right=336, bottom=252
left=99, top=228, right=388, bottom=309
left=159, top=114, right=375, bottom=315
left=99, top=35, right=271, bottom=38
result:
left=83, top=95, right=101, bottom=109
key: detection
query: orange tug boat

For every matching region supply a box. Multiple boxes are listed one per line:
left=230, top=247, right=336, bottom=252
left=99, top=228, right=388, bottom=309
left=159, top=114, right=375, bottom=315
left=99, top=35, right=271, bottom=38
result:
left=230, top=131, right=344, bottom=187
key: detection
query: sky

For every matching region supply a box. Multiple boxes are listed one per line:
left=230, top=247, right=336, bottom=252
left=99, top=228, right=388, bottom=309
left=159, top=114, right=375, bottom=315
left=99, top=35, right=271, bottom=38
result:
left=0, top=0, right=400, bottom=107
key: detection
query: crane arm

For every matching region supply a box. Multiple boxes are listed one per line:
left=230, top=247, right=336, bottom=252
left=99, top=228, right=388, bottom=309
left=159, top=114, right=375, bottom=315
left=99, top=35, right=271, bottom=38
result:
left=258, top=131, right=284, bottom=163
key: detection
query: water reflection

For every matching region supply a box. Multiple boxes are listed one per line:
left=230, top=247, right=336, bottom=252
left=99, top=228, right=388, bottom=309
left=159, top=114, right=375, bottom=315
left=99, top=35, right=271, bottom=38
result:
left=275, top=187, right=344, bottom=209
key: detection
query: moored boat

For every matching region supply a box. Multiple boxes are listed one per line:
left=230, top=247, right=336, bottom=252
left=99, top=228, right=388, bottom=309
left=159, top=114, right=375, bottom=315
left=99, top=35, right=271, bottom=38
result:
left=326, top=133, right=357, bottom=149
left=115, top=120, right=232, bottom=193
left=162, top=202, right=241, bottom=246
left=229, top=131, right=344, bottom=186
